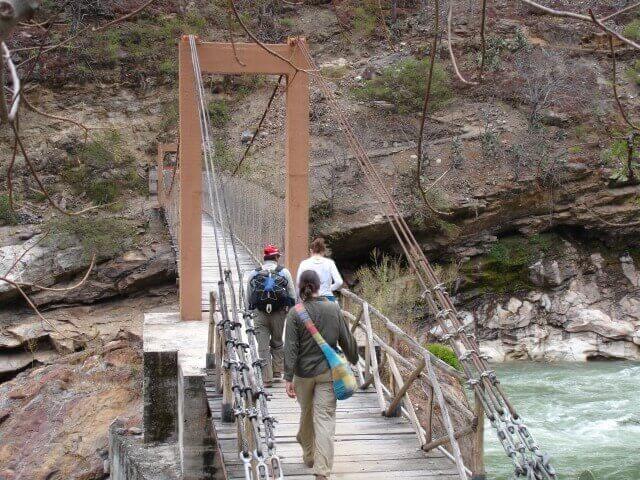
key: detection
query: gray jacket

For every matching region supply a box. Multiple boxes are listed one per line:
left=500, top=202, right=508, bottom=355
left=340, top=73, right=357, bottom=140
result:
left=284, top=297, right=358, bottom=381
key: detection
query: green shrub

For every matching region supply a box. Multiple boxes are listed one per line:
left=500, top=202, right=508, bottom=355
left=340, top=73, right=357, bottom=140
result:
left=427, top=343, right=461, bottom=371
left=0, top=194, right=18, bottom=226
left=355, top=250, right=421, bottom=325
left=353, top=5, right=378, bottom=37
left=624, top=19, right=640, bottom=41
left=83, top=14, right=206, bottom=83
left=63, top=131, right=146, bottom=205
left=208, top=100, right=231, bottom=128
left=353, top=58, right=451, bottom=113
left=279, top=17, right=295, bottom=29
left=626, top=59, right=640, bottom=86
left=468, top=233, right=563, bottom=294
left=46, top=215, right=135, bottom=260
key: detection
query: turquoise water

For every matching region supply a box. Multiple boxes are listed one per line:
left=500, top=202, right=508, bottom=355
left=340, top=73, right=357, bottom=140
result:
left=484, top=362, right=640, bottom=480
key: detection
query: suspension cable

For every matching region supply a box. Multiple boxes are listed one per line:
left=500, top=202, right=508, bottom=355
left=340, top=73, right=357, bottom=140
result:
left=295, top=39, right=556, bottom=480
left=189, top=35, right=283, bottom=480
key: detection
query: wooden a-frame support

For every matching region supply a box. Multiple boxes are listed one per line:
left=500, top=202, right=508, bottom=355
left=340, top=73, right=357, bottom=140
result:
left=179, top=37, right=311, bottom=321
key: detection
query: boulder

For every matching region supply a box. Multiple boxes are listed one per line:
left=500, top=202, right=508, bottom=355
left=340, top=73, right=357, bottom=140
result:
left=564, top=308, right=634, bottom=340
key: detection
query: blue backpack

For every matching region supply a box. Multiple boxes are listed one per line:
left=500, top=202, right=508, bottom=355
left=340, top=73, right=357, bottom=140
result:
left=248, top=266, right=291, bottom=313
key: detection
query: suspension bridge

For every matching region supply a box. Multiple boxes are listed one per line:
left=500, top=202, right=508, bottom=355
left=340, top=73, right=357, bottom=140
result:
left=141, top=36, right=557, bottom=480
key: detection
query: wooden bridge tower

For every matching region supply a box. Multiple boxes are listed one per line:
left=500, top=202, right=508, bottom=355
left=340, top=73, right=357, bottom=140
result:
left=178, top=37, right=312, bottom=321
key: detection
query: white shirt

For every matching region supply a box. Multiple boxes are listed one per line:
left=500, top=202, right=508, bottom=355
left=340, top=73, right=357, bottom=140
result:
left=296, top=255, right=344, bottom=297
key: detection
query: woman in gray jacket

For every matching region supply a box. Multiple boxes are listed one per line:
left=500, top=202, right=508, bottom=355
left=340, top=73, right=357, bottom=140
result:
left=284, top=270, right=358, bottom=480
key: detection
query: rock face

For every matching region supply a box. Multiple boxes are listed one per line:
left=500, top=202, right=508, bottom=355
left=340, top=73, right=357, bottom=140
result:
left=460, top=244, right=640, bottom=361
left=0, top=340, right=143, bottom=480
left=0, top=206, right=177, bottom=308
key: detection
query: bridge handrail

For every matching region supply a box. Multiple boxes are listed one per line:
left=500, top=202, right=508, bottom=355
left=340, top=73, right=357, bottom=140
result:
left=340, top=288, right=482, bottom=478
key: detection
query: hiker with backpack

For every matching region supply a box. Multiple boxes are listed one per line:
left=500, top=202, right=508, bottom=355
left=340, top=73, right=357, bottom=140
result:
left=246, top=244, right=296, bottom=385
left=296, top=238, right=344, bottom=302
left=284, top=270, right=358, bottom=480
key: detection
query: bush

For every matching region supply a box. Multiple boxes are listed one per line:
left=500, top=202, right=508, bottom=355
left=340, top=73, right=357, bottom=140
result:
left=208, top=100, right=231, bottom=129
left=627, top=60, right=640, bottom=86
left=0, top=194, right=19, bottom=226
left=46, top=215, right=135, bottom=261
left=353, top=58, right=451, bottom=113
left=468, top=234, right=562, bottom=294
left=427, top=343, right=462, bottom=371
left=355, top=250, right=421, bottom=324
left=80, top=13, right=206, bottom=85
left=624, top=19, right=640, bottom=41
left=63, top=130, right=146, bottom=205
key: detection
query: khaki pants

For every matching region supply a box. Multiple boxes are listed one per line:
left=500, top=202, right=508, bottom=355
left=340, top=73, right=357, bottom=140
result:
left=254, top=309, right=286, bottom=383
left=294, top=370, right=337, bottom=478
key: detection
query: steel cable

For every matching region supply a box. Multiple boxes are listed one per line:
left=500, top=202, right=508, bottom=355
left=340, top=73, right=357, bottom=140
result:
left=295, top=39, right=556, bottom=480
left=189, top=36, right=283, bottom=480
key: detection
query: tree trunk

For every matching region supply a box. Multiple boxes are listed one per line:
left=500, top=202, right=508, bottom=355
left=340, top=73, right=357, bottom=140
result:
left=0, top=0, right=39, bottom=42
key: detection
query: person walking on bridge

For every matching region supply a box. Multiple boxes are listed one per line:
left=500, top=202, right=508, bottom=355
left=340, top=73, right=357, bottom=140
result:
left=246, top=244, right=296, bottom=386
left=296, top=238, right=344, bottom=302
left=284, top=270, right=358, bottom=480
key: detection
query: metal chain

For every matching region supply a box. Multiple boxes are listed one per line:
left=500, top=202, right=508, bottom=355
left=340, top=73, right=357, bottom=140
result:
left=189, top=36, right=283, bottom=480
left=296, top=39, right=556, bottom=480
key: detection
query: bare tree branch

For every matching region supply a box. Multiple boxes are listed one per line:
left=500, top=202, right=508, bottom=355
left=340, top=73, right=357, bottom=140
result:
left=600, top=2, right=640, bottom=22
left=3, top=228, right=50, bottom=276
left=22, top=92, right=91, bottom=142
left=478, top=0, right=488, bottom=82
left=518, top=0, right=590, bottom=21
left=447, top=2, right=478, bottom=86
left=11, top=122, right=105, bottom=216
left=604, top=33, right=640, bottom=131
left=232, top=75, right=282, bottom=176
left=589, top=8, right=640, bottom=51
left=19, top=0, right=158, bottom=67
left=415, top=0, right=451, bottom=217
left=0, top=0, right=38, bottom=43
left=14, top=254, right=96, bottom=292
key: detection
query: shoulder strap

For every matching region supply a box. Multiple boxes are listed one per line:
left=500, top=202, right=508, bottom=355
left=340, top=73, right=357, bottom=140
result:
left=275, top=265, right=284, bottom=274
left=293, top=303, right=327, bottom=347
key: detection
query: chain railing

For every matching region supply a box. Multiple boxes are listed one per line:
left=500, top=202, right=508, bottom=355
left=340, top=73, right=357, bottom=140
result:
left=189, top=35, right=283, bottom=480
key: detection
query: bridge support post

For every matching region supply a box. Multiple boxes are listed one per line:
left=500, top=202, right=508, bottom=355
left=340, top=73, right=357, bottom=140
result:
left=178, top=37, right=203, bottom=322
left=284, top=38, right=310, bottom=272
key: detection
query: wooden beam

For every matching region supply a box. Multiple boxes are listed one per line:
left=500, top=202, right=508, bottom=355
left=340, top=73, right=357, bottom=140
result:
left=178, top=38, right=202, bottom=321
left=195, top=42, right=301, bottom=75
left=471, top=392, right=486, bottom=479
left=421, top=424, right=476, bottom=452
left=206, top=291, right=217, bottom=369
left=386, top=354, right=427, bottom=447
left=424, top=354, right=468, bottom=479
left=385, top=357, right=425, bottom=418
left=362, top=303, right=387, bottom=413
left=284, top=39, right=310, bottom=272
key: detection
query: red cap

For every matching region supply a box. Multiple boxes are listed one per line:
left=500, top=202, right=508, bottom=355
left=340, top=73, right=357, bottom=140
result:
left=263, top=244, right=280, bottom=257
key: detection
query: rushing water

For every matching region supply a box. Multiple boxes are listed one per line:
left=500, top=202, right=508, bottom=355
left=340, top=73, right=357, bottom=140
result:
left=484, top=362, right=640, bottom=480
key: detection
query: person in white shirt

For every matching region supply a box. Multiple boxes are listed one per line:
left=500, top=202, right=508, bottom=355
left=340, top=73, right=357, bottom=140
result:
left=296, top=238, right=344, bottom=302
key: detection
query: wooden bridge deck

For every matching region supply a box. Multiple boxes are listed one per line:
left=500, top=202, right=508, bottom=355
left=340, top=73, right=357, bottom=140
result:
left=208, top=384, right=460, bottom=480
left=200, top=213, right=460, bottom=479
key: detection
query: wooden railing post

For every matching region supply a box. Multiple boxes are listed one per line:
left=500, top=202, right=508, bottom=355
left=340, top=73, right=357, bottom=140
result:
left=385, top=357, right=425, bottom=418
left=471, top=392, right=486, bottom=480
left=206, top=291, right=217, bottom=369
left=362, top=302, right=387, bottom=413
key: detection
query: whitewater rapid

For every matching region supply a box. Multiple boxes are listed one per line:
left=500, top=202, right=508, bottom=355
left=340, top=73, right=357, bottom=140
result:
left=485, top=362, right=640, bottom=479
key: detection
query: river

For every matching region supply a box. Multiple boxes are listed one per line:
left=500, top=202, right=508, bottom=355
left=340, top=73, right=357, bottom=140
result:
left=484, top=361, right=640, bottom=480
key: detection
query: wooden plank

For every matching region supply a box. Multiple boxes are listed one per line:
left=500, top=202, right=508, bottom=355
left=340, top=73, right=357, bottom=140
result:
left=200, top=213, right=461, bottom=480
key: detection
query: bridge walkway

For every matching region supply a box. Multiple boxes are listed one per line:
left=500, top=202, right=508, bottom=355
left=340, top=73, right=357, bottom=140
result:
left=200, top=213, right=460, bottom=479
